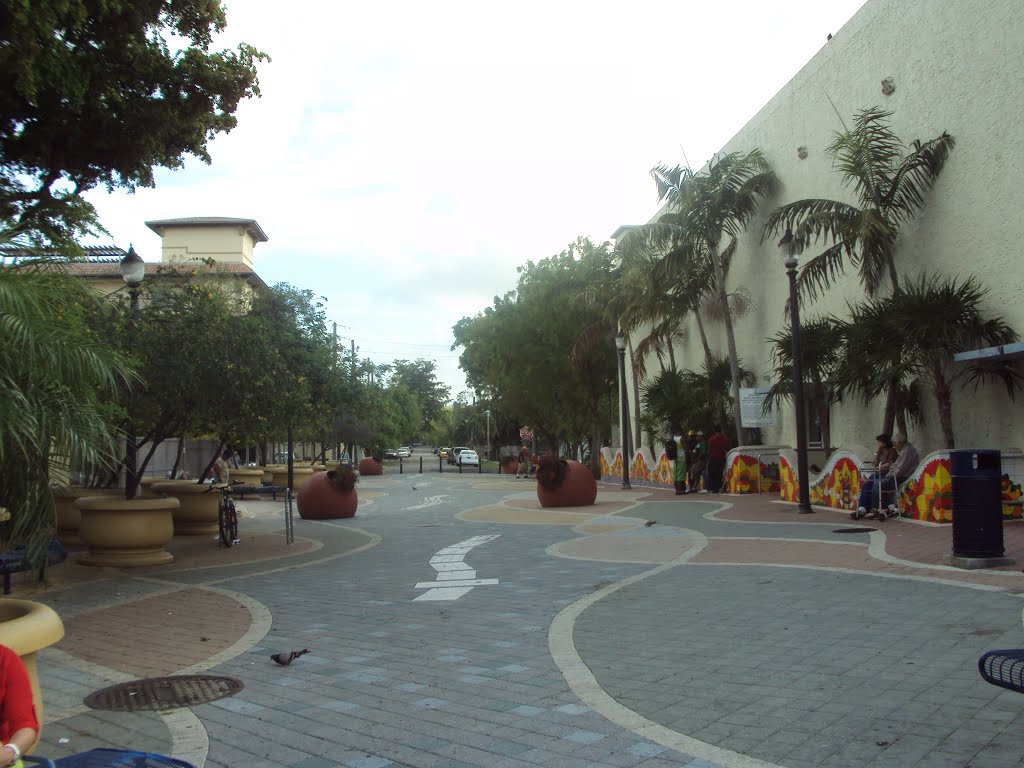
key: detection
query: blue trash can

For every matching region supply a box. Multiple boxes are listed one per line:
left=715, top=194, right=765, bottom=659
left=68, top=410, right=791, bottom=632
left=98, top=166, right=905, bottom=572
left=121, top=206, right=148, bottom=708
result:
left=950, top=449, right=1003, bottom=558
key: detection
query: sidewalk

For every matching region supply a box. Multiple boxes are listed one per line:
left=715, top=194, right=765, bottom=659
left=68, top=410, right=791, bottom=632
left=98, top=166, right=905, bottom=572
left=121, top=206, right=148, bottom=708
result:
left=17, top=479, right=1024, bottom=767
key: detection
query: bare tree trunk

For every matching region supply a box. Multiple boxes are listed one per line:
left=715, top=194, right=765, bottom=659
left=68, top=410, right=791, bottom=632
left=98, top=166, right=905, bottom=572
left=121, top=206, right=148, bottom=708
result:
left=710, top=245, right=744, bottom=446
left=628, top=338, right=642, bottom=450
left=667, top=337, right=677, bottom=371
left=931, top=364, right=955, bottom=448
left=170, top=434, right=185, bottom=479
left=881, top=386, right=896, bottom=436
left=694, top=312, right=713, bottom=369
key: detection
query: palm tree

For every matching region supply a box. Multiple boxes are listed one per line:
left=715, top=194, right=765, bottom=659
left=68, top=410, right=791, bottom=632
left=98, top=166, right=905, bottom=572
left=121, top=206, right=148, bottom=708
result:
left=650, top=150, right=778, bottom=445
left=840, top=274, right=1020, bottom=448
left=762, top=107, right=955, bottom=302
left=764, top=316, right=846, bottom=454
left=0, top=251, right=132, bottom=566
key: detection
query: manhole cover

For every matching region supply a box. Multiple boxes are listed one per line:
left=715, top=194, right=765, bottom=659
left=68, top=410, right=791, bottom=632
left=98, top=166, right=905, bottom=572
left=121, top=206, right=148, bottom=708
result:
left=832, top=527, right=878, bottom=534
left=84, top=674, right=243, bottom=712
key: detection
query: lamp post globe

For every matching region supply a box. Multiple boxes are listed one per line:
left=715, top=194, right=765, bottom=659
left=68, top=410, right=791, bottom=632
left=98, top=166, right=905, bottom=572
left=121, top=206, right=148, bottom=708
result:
left=615, top=329, right=631, bottom=490
left=779, top=229, right=813, bottom=514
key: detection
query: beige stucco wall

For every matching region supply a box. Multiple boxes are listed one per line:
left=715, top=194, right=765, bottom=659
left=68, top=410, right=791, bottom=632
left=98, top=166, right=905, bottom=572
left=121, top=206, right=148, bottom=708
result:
left=156, top=225, right=257, bottom=267
left=629, top=0, right=1024, bottom=455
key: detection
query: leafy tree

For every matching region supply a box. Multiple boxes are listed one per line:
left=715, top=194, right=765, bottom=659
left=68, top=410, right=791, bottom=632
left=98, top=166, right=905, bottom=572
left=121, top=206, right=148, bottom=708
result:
left=764, top=316, right=846, bottom=453
left=389, top=359, right=450, bottom=435
left=840, top=274, right=1020, bottom=448
left=453, top=238, right=617, bottom=461
left=0, top=1, right=267, bottom=248
left=763, top=107, right=954, bottom=302
left=649, top=150, right=777, bottom=445
left=0, top=254, right=131, bottom=565
left=640, top=355, right=753, bottom=453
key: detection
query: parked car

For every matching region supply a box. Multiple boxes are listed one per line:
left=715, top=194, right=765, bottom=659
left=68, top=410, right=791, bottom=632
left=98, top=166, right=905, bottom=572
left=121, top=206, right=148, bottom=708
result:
left=397, top=447, right=412, bottom=458
left=384, top=448, right=398, bottom=459
left=448, top=446, right=470, bottom=465
left=457, top=449, right=479, bottom=467
left=438, top=447, right=450, bottom=459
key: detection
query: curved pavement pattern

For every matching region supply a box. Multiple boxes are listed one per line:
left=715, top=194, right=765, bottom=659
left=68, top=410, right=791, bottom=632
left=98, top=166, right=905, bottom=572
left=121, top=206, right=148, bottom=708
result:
left=27, top=474, right=1024, bottom=768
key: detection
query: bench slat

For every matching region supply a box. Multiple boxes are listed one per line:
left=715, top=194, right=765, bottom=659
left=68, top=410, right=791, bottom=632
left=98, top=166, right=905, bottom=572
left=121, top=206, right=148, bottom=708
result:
left=979, top=649, right=1024, bottom=693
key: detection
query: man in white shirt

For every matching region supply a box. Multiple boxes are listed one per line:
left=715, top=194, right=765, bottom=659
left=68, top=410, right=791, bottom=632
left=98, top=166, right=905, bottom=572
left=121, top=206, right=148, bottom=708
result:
left=880, top=433, right=920, bottom=518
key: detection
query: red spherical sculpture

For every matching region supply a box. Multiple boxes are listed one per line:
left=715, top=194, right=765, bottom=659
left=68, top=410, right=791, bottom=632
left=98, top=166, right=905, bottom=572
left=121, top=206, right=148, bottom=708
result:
left=358, top=457, right=383, bottom=476
left=536, top=458, right=597, bottom=508
left=297, top=471, right=358, bottom=519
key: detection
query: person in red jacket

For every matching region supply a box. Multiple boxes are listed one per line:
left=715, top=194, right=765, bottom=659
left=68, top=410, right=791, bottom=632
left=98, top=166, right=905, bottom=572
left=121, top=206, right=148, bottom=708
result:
left=0, top=644, right=39, bottom=767
left=706, top=424, right=731, bottom=494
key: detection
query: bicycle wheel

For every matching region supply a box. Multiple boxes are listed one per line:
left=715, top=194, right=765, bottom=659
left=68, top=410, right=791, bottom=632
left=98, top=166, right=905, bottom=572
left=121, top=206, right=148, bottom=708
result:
left=219, top=498, right=238, bottom=547
left=226, top=498, right=239, bottom=545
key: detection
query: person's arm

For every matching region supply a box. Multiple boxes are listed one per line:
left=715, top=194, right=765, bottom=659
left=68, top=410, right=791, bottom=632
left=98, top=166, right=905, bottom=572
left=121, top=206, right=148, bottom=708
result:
left=0, top=726, right=37, bottom=767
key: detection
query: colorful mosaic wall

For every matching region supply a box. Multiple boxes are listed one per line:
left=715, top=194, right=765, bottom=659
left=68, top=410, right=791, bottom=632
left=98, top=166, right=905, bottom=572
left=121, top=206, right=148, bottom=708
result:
left=724, top=450, right=781, bottom=494
left=599, top=447, right=674, bottom=488
left=896, top=455, right=1024, bottom=522
left=778, top=450, right=865, bottom=511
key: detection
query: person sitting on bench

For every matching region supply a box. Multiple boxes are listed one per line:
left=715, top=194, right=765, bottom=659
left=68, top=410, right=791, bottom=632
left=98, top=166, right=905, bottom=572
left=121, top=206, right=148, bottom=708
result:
left=856, top=433, right=918, bottom=519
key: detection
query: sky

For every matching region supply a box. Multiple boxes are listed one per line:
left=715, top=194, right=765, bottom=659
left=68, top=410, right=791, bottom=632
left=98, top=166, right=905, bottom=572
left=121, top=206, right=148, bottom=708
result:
left=83, top=0, right=868, bottom=399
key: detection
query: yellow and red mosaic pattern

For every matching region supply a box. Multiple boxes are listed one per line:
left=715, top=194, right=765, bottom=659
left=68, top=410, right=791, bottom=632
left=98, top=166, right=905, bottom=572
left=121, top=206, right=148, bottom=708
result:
left=778, top=451, right=863, bottom=510
left=725, top=453, right=781, bottom=494
left=599, top=448, right=674, bottom=488
left=808, top=456, right=861, bottom=511
left=652, top=453, right=674, bottom=485
left=1002, top=474, right=1023, bottom=519
left=899, top=457, right=952, bottom=522
left=779, top=456, right=798, bottom=502
left=630, top=452, right=652, bottom=483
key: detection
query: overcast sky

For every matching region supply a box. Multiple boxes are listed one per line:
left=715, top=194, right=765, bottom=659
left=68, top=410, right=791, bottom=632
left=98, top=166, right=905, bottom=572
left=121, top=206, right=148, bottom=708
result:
left=84, top=0, right=868, bottom=398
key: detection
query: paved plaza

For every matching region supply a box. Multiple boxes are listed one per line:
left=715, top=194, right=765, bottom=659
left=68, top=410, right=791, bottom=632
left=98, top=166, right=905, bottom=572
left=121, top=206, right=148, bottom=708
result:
left=21, top=474, right=1024, bottom=767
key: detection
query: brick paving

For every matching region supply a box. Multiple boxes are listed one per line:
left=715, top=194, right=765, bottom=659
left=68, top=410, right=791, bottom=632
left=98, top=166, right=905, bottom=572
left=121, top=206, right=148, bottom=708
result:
left=15, top=476, right=1024, bottom=767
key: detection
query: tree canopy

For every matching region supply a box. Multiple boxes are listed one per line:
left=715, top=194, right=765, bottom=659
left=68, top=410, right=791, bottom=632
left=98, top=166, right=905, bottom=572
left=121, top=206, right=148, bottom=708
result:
left=0, top=0, right=267, bottom=248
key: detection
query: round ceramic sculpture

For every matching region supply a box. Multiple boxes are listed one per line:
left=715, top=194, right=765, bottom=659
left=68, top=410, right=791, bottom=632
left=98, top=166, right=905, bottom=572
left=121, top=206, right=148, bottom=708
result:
left=296, top=471, right=358, bottom=519
left=358, top=457, right=383, bottom=476
left=536, top=459, right=598, bottom=508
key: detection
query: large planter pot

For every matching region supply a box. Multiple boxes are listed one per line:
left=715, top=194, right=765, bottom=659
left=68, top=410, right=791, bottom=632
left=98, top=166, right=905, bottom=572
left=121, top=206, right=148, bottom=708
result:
left=230, top=468, right=265, bottom=489
left=296, top=471, right=358, bottom=519
left=74, top=495, right=178, bottom=567
left=358, top=457, right=383, bottom=476
left=537, top=459, right=598, bottom=508
left=269, top=466, right=315, bottom=489
left=150, top=480, right=220, bottom=535
left=258, top=465, right=282, bottom=483
left=0, top=598, right=65, bottom=746
left=52, top=486, right=115, bottom=545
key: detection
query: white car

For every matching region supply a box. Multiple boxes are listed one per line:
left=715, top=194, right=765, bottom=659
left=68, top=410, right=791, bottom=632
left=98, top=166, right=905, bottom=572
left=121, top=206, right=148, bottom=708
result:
left=457, top=449, right=479, bottom=466
left=397, top=447, right=412, bottom=458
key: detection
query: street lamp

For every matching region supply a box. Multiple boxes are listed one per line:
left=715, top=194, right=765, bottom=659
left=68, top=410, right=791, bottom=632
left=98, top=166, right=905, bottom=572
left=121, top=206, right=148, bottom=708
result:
left=779, top=229, right=813, bottom=514
left=615, top=329, right=631, bottom=490
left=485, top=409, right=491, bottom=461
left=118, top=245, right=145, bottom=499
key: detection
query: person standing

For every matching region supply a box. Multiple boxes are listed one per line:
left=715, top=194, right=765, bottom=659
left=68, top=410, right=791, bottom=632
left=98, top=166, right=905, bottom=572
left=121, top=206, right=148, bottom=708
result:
left=707, top=425, right=730, bottom=494
left=0, top=644, right=40, bottom=767
left=667, top=430, right=687, bottom=495
left=689, top=430, right=708, bottom=492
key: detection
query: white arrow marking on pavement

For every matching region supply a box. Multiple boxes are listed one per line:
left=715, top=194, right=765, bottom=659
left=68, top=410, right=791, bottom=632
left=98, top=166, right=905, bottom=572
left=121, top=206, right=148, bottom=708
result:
left=414, top=535, right=500, bottom=601
left=402, top=495, right=448, bottom=511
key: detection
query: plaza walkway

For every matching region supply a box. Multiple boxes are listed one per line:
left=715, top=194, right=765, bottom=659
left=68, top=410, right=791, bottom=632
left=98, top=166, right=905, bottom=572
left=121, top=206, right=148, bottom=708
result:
left=20, top=475, right=1024, bottom=768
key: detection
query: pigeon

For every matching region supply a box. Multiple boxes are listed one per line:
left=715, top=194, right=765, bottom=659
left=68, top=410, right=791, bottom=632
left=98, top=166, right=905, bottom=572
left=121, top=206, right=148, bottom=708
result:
left=271, top=649, right=310, bottom=666
left=644, top=520, right=657, bottom=527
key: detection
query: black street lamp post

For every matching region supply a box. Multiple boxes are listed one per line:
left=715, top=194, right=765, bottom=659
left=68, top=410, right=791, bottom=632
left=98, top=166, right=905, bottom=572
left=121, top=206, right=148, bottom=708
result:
left=118, top=245, right=145, bottom=499
left=615, top=329, right=631, bottom=490
left=779, top=230, right=813, bottom=514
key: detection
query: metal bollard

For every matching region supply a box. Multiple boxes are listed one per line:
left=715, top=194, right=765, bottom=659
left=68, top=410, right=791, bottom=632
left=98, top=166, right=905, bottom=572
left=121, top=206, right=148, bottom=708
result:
left=478, top=460, right=482, bottom=474
left=419, top=456, right=423, bottom=473
left=399, top=457, right=403, bottom=474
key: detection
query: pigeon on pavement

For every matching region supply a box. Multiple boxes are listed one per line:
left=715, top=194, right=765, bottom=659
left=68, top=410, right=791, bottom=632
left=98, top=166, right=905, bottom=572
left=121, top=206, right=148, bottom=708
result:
left=271, top=649, right=310, bottom=666
left=644, top=520, right=657, bottom=527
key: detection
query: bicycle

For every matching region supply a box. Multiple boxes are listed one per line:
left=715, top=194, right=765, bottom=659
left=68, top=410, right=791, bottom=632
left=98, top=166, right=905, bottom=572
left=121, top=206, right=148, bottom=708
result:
left=206, top=481, right=241, bottom=547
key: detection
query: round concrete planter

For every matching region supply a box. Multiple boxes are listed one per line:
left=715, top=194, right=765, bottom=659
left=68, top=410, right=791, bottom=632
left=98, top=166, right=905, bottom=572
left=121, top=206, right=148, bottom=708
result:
left=74, top=495, right=178, bottom=567
left=230, top=468, right=265, bottom=489
left=297, top=471, right=358, bottom=519
left=537, top=459, right=598, bottom=508
left=150, top=480, right=219, bottom=535
left=358, top=457, right=383, bottom=476
left=269, top=466, right=315, bottom=489
left=0, top=598, right=65, bottom=746
left=52, top=486, right=115, bottom=545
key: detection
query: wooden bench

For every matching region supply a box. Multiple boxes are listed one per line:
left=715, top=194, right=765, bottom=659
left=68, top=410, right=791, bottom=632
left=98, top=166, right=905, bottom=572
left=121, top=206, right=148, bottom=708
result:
left=0, top=540, right=68, bottom=595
